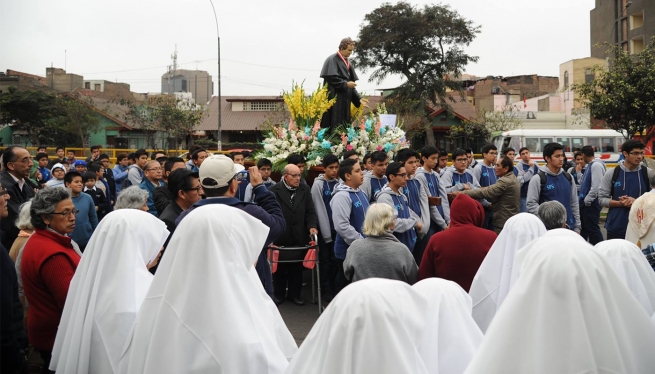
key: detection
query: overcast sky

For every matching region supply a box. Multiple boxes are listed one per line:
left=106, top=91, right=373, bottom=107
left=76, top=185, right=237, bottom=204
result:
left=1, top=0, right=595, bottom=99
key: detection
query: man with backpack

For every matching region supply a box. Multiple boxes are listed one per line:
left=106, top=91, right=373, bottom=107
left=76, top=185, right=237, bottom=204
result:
left=527, top=142, right=581, bottom=232
left=578, top=145, right=606, bottom=244
left=599, top=139, right=654, bottom=240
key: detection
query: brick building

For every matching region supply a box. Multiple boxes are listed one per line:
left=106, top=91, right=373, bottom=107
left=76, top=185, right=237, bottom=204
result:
left=590, top=0, right=655, bottom=58
left=474, top=75, right=559, bottom=112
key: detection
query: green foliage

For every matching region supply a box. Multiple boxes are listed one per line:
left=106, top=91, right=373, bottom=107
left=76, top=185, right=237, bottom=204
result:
left=457, top=105, right=523, bottom=142
left=0, top=87, right=63, bottom=145
left=353, top=1, right=480, bottom=146
left=572, top=40, right=655, bottom=141
left=55, top=94, right=101, bottom=148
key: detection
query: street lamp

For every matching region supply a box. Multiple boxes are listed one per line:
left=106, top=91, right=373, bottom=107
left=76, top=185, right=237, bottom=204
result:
left=209, top=0, right=222, bottom=151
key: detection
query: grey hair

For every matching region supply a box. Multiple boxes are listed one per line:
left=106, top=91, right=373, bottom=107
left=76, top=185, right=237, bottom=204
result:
left=363, top=203, right=395, bottom=236
left=537, top=201, right=567, bottom=230
left=115, top=186, right=149, bottom=210
left=30, top=188, right=71, bottom=230
left=15, top=200, right=33, bottom=230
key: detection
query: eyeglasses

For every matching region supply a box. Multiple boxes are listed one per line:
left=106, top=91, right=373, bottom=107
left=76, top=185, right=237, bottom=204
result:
left=184, top=186, right=203, bottom=192
left=12, top=157, right=32, bottom=164
left=629, top=151, right=645, bottom=156
left=455, top=158, right=468, bottom=163
left=51, top=209, right=79, bottom=218
left=0, top=188, right=8, bottom=196
left=393, top=173, right=408, bottom=178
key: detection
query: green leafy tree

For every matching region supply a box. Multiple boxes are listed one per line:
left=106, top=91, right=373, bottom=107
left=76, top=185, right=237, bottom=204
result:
left=353, top=1, right=480, bottom=146
left=55, top=94, right=102, bottom=149
left=572, top=40, right=655, bottom=141
left=0, top=87, right=63, bottom=146
left=447, top=120, right=489, bottom=149
left=115, top=97, right=159, bottom=149
left=155, top=96, right=203, bottom=150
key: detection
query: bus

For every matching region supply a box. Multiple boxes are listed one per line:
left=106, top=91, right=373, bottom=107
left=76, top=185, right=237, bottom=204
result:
left=492, top=129, right=626, bottom=163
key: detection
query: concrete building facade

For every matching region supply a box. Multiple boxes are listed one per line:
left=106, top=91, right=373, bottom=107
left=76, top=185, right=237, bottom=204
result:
left=161, top=69, right=213, bottom=105
left=474, top=75, right=559, bottom=112
left=46, top=68, right=84, bottom=92
left=590, top=0, right=655, bottom=58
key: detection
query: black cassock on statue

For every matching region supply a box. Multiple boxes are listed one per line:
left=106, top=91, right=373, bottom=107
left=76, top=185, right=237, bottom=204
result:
left=320, top=53, right=361, bottom=132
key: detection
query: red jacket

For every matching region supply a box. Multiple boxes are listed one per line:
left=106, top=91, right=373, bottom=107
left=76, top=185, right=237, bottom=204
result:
left=418, top=194, right=497, bottom=292
left=21, top=229, right=80, bottom=351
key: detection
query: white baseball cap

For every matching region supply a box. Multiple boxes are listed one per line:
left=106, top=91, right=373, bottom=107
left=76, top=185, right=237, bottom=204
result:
left=199, top=155, right=244, bottom=189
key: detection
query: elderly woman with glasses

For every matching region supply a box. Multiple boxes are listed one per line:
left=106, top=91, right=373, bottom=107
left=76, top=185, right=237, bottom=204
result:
left=343, top=203, right=418, bottom=285
left=20, top=188, right=81, bottom=373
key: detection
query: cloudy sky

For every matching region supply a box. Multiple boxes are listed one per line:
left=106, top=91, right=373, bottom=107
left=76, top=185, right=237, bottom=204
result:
left=1, top=0, right=595, bottom=100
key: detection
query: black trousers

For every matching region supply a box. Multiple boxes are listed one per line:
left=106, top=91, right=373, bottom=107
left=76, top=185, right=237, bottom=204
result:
left=606, top=230, right=624, bottom=240
left=413, top=221, right=439, bottom=266
left=334, top=259, right=351, bottom=295
left=318, top=235, right=337, bottom=295
left=273, top=262, right=304, bottom=299
left=40, top=350, right=54, bottom=374
left=580, top=204, right=604, bottom=245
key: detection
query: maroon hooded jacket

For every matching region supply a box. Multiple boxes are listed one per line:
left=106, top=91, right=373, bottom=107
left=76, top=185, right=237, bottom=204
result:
left=418, top=194, right=497, bottom=292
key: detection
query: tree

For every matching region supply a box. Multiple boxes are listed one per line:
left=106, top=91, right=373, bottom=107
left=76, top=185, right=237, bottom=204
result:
left=55, top=94, right=102, bottom=149
left=154, top=95, right=203, bottom=150
left=447, top=120, right=489, bottom=149
left=353, top=1, right=480, bottom=146
left=0, top=87, right=63, bottom=146
left=115, top=97, right=159, bottom=149
left=476, top=105, right=523, bottom=140
left=572, top=40, right=655, bottom=141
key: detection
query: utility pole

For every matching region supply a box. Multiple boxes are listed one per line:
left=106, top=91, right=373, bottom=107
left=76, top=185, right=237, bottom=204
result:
left=209, top=0, right=222, bottom=151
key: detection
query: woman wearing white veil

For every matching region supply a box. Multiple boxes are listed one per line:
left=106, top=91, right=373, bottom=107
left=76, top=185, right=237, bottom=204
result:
left=50, top=209, right=169, bottom=373
left=464, top=236, right=655, bottom=374
left=413, top=278, right=482, bottom=374
left=285, top=278, right=429, bottom=374
left=119, top=204, right=297, bottom=374
left=468, top=213, right=546, bottom=332
left=594, top=239, right=655, bottom=315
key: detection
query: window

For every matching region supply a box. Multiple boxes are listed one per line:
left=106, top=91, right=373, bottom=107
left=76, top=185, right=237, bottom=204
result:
left=631, top=37, right=644, bottom=54
left=585, top=69, right=594, bottom=83
left=539, top=138, right=553, bottom=152
left=588, top=137, right=601, bottom=151
left=94, top=84, right=101, bottom=91
left=630, top=12, right=644, bottom=30
left=181, top=79, right=187, bottom=91
left=556, top=137, right=571, bottom=152
left=85, top=82, right=90, bottom=89
left=571, top=138, right=584, bottom=150
left=564, top=71, right=569, bottom=89
left=439, top=114, right=447, bottom=123
left=526, top=138, right=539, bottom=152
left=242, top=102, right=281, bottom=111
left=601, top=138, right=615, bottom=152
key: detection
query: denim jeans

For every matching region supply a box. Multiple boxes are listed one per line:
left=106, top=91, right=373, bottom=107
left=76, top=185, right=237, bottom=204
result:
left=520, top=197, right=528, bottom=213
left=580, top=204, right=604, bottom=245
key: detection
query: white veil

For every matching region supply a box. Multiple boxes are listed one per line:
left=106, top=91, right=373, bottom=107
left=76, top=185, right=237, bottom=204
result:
left=464, top=236, right=655, bottom=374
left=413, top=278, right=483, bottom=374
left=119, top=204, right=297, bottom=374
left=50, top=209, right=169, bottom=373
left=594, top=239, right=655, bottom=315
left=469, top=213, right=546, bottom=332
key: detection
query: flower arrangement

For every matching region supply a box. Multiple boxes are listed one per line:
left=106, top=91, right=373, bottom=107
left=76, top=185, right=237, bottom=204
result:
left=257, top=84, right=410, bottom=170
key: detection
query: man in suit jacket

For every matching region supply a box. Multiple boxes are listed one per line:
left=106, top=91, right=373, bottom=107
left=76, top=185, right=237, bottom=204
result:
left=0, top=147, right=37, bottom=249
left=269, top=164, right=318, bottom=306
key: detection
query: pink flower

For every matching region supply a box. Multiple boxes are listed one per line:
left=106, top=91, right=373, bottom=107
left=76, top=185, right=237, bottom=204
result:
left=359, top=118, right=366, bottom=131
left=377, top=145, right=383, bottom=151
left=312, top=121, right=320, bottom=135
left=346, top=144, right=353, bottom=151
left=303, top=135, right=310, bottom=141
left=288, top=119, right=296, bottom=132
left=341, top=133, right=348, bottom=145
left=374, top=123, right=381, bottom=136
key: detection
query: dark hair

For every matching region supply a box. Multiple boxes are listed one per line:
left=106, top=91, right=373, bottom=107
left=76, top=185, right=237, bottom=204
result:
left=82, top=171, right=97, bottom=183
left=499, top=156, right=514, bottom=172
left=518, top=147, right=530, bottom=154
left=98, top=153, right=110, bottom=161
left=191, top=149, right=207, bottom=160
left=150, top=151, right=164, bottom=160
left=543, top=142, right=564, bottom=160
left=338, top=159, right=359, bottom=181
left=395, top=148, right=419, bottom=164
left=168, top=168, right=199, bottom=199
left=573, top=152, right=583, bottom=160
left=322, top=154, right=340, bottom=168
left=164, top=157, right=185, bottom=174
left=67, top=149, right=76, bottom=155
left=257, top=158, right=273, bottom=168
left=438, top=148, right=449, bottom=158
left=64, top=171, right=82, bottom=185
left=452, top=148, right=467, bottom=160
left=342, top=150, right=359, bottom=160
left=203, top=183, right=231, bottom=198
left=481, top=143, right=497, bottom=154
left=580, top=145, right=594, bottom=157
left=116, top=152, right=128, bottom=162
left=464, top=148, right=473, bottom=154
left=127, top=152, right=135, bottom=161
left=286, top=153, right=306, bottom=165
left=502, top=147, right=515, bottom=156
left=187, top=145, right=203, bottom=160
left=56, top=146, right=65, bottom=152
left=339, top=37, right=355, bottom=50
left=156, top=156, right=168, bottom=165
left=370, top=151, right=388, bottom=164
left=2, top=146, right=20, bottom=169
left=90, top=145, right=100, bottom=152
left=134, top=149, right=148, bottom=159
left=37, top=146, right=46, bottom=151
left=385, top=161, right=404, bottom=179
left=88, top=163, right=103, bottom=173
left=622, top=139, right=645, bottom=154
left=420, top=146, right=439, bottom=160
left=362, top=153, right=371, bottom=164
left=35, top=152, right=49, bottom=162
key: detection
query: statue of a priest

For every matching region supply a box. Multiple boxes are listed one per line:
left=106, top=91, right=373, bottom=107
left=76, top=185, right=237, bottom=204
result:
left=320, top=37, right=361, bottom=133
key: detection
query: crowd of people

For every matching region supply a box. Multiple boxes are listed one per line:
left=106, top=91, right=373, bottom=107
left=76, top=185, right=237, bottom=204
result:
left=2, top=138, right=655, bottom=373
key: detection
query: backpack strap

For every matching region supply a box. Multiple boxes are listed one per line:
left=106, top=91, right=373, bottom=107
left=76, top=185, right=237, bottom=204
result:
left=610, top=167, right=621, bottom=197
left=539, top=170, right=573, bottom=198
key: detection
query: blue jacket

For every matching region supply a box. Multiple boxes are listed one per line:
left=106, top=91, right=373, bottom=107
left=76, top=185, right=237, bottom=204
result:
left=176, top=184, right=286, bottom=296
left=70, top=193, right=98, bottom=249
left=140, top=178, right=164, bottom=217
left=112, top=165, right=129, bottom=194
